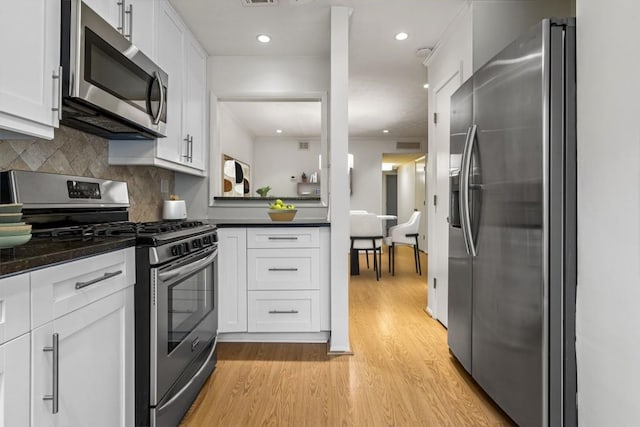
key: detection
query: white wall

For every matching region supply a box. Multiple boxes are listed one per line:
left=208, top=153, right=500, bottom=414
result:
left=252, top=138, right=321, bottom=197
left=348, top=138, right=425, bottom=214
left=397, top=161, right=416, bottom=224
left=219, top=103, right=255, bottom=175
left=576, top=0, right=640, bottom=424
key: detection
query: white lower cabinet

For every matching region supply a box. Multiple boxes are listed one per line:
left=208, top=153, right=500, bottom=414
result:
left=218, top=226, right=330, bottom=341
left=31, top=286, right=134, bottom=427
left=0, top=334, right=31, bottom=426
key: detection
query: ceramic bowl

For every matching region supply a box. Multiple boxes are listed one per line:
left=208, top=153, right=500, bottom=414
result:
left=0, top=233, right=31, bottom=249
left=0, top=203, right=23, bottom=213
left=0, top=213, right=23, bottom=223
left=0, top=224, right=31, bottom=236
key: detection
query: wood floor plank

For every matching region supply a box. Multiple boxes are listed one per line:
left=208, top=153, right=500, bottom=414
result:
left=182, top=246, right=513, bottom=426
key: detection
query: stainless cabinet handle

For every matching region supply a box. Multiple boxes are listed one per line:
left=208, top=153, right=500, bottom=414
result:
left=268, top=237, right=298, bottom=241
left=117, top=1, right=126, bottom=34
left=125, top=4, right=133, bottom=41
left=183, top=134, right=190, bottom=159
left=51, top=66, right=63, bottom=121
left=43, top=333, right=59, bottom=414
left=268, top=310, right=299, bottom=314
left=189, top=135, right=194, bottom=162
left=268, top=268, right=298, bottom=272
left=75, top=270, right=122, bottom=290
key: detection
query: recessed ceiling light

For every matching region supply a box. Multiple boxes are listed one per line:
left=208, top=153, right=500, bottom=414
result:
left=276, top=129, right=283, bottom=133
left=382, top=129, right=390, bottom=134
left=394, top=32, right=409, bottom=41
left=423, top=83, right=429, bottom=89
left=257, top=34, right=271, bottom=43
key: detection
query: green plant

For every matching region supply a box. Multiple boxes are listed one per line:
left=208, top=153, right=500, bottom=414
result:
left=256, top=186, right=271, bottom=197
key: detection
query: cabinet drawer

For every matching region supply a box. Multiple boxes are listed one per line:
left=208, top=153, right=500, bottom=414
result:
left=0, top=273, right=30, bottom=345
left=31, top=248, right=135, bottom=328
left=247, top=228, right=319, bottom=249
left=248, top=290, right=320, bottom=333
left=248, top=248, right=319, bottom=291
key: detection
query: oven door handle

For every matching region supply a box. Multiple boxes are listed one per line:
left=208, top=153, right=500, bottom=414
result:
left=158, top=249, right=217, bottom=281
left=156, top=337, right=217, bottom=413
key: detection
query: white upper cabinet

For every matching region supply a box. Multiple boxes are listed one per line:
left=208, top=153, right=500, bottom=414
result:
left=0, top=0, right=61, bottom=139
left=109, top=0, right=207, bottom=176
left=156, top=1, right=185, bottom=165
left=84, top=0, right=156, bottom=59
left=83, top=0, right=121, bottom=30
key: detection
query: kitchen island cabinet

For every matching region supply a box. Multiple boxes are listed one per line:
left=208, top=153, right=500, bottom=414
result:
left=0, top=0, right=60, bottom=139
left=217, top=224, right=330, bottom=342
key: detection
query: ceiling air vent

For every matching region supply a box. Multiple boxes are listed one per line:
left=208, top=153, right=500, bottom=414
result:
left=396, top=142, right=422, bottom=150
left=298, top=141, right=310, bottom=150
left=241, top=0, right=278, bottom=6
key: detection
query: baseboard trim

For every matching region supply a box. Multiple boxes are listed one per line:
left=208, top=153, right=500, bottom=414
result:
left=425, top=307, right=434, bottom=318
left=218, top=331, right=330, bottom=343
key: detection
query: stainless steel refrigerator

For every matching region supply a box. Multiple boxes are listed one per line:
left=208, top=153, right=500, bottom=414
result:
left=447, top=19, right=576, bottom=427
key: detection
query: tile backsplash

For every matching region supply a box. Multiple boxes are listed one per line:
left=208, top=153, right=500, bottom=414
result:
left=0, top=126, right=174, bottom=221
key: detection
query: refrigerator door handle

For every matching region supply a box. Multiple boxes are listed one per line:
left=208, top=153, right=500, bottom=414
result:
left=461, top=124, right=478, bottom=257
left=459, top=126, right=473, bottom=255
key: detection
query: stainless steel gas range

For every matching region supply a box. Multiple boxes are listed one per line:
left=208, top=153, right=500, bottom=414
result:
left=0, top=170, right=217, bottom=427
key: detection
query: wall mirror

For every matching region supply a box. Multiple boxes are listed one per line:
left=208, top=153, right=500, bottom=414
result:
left=210, top=93, right=328, bottom=205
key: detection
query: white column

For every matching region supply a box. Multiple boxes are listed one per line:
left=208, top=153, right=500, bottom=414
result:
left=328, top=6, right=351, bottom=353
left=576, top=0, right=640, bottom=423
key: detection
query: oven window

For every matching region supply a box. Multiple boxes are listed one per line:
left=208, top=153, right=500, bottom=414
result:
left=167, top=264, right=214, bottom=354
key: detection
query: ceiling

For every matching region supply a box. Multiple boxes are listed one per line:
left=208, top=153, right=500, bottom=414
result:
left=169, top=0, right=466, bottom=139
left=222, top=101, right=322, bottom=138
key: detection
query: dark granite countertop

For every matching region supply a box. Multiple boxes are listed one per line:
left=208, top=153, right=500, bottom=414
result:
left=0, top=236, right=136, bottom=278
left=213, top=219, right=330, bottom=228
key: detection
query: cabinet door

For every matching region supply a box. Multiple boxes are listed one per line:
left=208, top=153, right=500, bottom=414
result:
left=0, top=272, right=30, bottom=345
left=83, top=0, right=121, bottom=31
left=183, top=33, right=207, bottom=170
left=218, top=228, right=247, bottom=333
left=0, top=334, right=30, bottom=427
left=0, top=0, right=60, bottom=139
left=128, top=0, right=156, bottom=59
left=32, top=287, right=134, bottom=427
left=155, top=1, right=185, bottom=164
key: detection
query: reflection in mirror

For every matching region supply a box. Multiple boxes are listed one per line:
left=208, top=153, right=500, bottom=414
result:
left=222, top=154, right=250, bottom=196
left=214, top=98, right=324, bottom=200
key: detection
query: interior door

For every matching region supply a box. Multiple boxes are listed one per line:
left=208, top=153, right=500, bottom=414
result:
left=414, top=157, right=426, bottom=245
left=432, top=73, right=461, bottom=327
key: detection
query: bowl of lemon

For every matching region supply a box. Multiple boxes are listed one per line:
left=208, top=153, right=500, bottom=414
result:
left=268, top=200, right=297, bottom=221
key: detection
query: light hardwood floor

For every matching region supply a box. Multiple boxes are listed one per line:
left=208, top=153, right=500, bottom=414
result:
left=182, top=246, right=512, bottom=426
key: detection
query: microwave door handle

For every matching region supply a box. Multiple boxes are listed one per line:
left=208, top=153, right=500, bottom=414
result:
left=151, top=71, right=165, bottom=125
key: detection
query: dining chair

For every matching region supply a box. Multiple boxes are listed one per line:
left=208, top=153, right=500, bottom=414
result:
left=385, top=210, right=422, bottom=276
left=350, top=213, right=383, bottom=280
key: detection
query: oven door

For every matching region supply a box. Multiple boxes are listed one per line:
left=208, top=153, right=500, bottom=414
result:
left=151, top=245, right=218, bottom=405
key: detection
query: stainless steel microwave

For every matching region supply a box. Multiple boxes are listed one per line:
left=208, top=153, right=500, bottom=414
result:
left=60, top=0, right=167, bottom=139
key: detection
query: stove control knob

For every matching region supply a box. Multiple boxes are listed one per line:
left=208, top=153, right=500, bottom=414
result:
left=182, top=242, right=190, bottom=253
left=171, top=245, right=181, bottom=256
left=192, top=238, right=202, bottom=249
left=202, top=235, right=211, bottom=245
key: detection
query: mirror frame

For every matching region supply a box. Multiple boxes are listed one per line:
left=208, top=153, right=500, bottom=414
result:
left=209, top=92, right=328, bottom=206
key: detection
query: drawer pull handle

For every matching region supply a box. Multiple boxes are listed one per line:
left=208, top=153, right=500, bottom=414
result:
left=42, top=333, right=59, bottom=414
left=269, top=310, right=299, bottom=314
left=268, top=268, right=299, bottom=272
left=268, top=237, right=298, bottom=241
left=75, top=270, right=123, bottom=290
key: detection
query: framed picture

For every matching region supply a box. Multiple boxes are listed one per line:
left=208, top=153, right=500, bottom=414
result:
left=222, top=154, right=250, bottom=197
